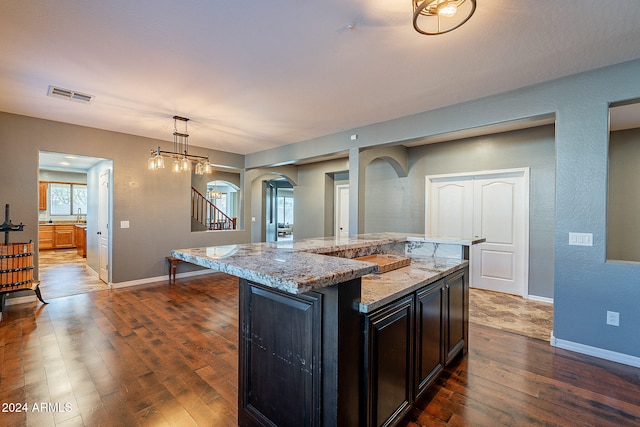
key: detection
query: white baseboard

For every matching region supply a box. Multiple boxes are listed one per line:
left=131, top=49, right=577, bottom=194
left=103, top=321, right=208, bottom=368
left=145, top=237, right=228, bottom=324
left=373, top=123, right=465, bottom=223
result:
left=86, top=265, right=99, bottom=278
left=526, top=295, right=553, bottom=304
left=551, top=333, right=640, bottom=368
left=110, top=269, right=218, bottom=289
left=5, top=269, right=219, bottom=305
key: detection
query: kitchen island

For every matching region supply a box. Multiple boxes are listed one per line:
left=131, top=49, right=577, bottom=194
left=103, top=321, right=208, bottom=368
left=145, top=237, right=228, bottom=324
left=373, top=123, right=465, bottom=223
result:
left=171, top=233, right=483, bottom=427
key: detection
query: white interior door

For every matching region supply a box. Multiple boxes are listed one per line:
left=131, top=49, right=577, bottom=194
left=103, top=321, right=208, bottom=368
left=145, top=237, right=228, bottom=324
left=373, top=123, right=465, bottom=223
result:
left=98, top=170, right=110, bottom=283
left=426, top=169, right=529, bottom=297
left=336, top=184, right=349, bottom=238
left=427, top=177, right=473, bottom=239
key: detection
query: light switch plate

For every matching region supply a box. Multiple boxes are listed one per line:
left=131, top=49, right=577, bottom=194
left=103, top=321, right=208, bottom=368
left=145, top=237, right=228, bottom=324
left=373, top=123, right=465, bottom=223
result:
left=569, top=232, right=592, bottom=246
left=120, top=220, right=130, bottom=229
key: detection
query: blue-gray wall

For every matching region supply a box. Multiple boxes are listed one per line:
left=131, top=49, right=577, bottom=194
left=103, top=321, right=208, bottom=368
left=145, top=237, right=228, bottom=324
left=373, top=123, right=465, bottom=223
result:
left=363, top=125, right=556, bottom=298
left=607, top=128, right=640, bottom=262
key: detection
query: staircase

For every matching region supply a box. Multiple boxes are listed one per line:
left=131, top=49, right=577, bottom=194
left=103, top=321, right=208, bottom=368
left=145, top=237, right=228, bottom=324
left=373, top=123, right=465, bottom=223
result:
left=191, top=187, right=237, bottom=230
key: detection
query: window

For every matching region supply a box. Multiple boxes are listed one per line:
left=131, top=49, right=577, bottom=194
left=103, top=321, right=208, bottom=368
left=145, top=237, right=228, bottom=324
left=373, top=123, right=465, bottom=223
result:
left=277, top=196, right=294, bottom=225
left=49, top=183, right=87, bottom=216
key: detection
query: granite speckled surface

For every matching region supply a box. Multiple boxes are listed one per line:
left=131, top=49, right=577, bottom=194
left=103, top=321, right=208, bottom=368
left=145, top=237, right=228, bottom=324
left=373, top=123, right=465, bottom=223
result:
left=171, top=244, right=379, bottom=294
left=171, top=233, right=476, bottom=300
left=360, top=256, right=469, bottom=313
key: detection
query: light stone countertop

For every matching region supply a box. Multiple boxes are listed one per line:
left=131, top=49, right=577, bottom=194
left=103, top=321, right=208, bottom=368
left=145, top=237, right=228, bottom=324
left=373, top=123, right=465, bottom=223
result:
left=360, top=256, right=468, bottom=313
left=171, top=244, right=379, bottom=294
left=171, top=233, right=477, bottom=300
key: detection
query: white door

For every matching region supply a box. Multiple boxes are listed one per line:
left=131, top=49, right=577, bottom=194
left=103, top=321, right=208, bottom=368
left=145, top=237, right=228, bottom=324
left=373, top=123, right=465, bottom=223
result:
left=335, top=184, right=349, bottom=238
left=428, top=177, right=473, bottom=239
left=98, top=170, right=110, bottom=283
left=426, top=169, right=529, bottom=297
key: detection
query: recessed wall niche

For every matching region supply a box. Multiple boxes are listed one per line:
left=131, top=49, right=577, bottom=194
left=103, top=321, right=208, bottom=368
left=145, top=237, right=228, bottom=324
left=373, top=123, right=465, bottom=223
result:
left=191, top=169, right=242, bottom=232
left=607, top=101, right=640, bottom=262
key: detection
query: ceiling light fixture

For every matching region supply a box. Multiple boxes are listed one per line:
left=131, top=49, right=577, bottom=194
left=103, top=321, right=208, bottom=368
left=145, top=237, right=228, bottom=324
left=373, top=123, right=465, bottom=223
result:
left=148, top=116, right=212, bottom=175
left=413, top=0, right=476, bottom=35
left=208, top=182, right=223, bottom=200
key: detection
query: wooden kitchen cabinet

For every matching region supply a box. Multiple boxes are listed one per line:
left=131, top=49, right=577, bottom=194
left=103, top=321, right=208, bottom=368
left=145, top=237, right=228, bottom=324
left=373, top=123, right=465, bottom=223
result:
left=364, top=267, right=468, bottom=427
left=445, top=269, right=467, bottom=364
left=239, top=279, right=323, bottom=427
left=40, top=224, right=82, bottom=250
left=53, top=225, right=75, bottom=248
left=414, top=280, right=445, bottom=399
left=38, top=225, right=54, bottom=250
left=39, top=182, right=47, bottom=210
left=364, top=294, right=414, bottom=427
left=75, top=225, right=86, bottom=258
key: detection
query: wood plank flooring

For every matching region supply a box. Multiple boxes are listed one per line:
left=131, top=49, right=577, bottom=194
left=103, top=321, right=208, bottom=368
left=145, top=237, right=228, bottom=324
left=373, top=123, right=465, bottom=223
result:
left=38, top=250, right=108, bottom=300
left=1, top=274, right=639, bottom=426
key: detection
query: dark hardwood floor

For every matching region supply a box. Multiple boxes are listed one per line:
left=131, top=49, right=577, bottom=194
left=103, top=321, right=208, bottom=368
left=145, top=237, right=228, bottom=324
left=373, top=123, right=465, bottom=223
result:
left=1, top=274, right=639, bottom=426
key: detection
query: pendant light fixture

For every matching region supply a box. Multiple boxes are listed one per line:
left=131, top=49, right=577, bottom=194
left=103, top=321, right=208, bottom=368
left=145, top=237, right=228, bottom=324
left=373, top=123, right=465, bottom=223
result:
left=148, top=116, right=213, bottom=175
left=413, top=0, right=476, bottom=35
left=208, top=181, right=223, bottom=199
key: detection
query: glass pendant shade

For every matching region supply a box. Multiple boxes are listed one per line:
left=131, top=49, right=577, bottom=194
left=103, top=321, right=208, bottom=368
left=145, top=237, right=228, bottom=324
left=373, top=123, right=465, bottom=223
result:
left=195, top=161, right=204, bottom=175
left=154, top=153, right=164, bottom=169
left=180, top=156, right=191, bottom=172
left=148, top=148, right=166, bottom=170
left=172, top=157, right=181, bottom=173
left=148, top=154, right=157, bottom=170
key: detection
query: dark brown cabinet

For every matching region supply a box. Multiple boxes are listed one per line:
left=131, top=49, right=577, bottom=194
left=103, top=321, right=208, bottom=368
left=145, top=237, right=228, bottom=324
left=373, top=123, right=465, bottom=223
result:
left=445, top=269, right=467, bottom=364
left=364, top=294, right=414, bottom=427
left=239, top=282, right=322, bottom=427
left=239, top=277, right=363, bottom=427
left=415, top=280, right=445, bottom=399
left=238, top=267, right=468, bottom=427
left=364, top=267, right=468, bottom=427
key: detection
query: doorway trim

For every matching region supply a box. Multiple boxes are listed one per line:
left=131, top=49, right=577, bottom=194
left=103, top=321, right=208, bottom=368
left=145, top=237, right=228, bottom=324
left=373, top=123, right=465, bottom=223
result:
left=335, top=183, right=349, bottom=238
left=425, top=167, right=530, bottom=297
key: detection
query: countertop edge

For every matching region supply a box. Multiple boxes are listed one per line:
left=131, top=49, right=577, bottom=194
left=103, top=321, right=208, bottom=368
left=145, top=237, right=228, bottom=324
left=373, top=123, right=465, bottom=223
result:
left=170, top=249, right=379, bottom=294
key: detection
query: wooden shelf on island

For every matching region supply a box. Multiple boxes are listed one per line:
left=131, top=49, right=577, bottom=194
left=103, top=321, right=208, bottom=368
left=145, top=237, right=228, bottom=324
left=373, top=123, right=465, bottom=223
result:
left=354, top=254, right=410, bottom=274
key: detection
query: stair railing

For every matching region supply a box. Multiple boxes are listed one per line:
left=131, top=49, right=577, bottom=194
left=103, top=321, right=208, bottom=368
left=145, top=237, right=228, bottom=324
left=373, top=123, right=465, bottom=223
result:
left=191, top=187, right=237, bottom=230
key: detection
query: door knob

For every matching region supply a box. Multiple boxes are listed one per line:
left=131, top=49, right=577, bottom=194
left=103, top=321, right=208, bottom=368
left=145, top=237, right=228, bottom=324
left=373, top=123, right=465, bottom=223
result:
left=97, top=231, right=102, bottom=235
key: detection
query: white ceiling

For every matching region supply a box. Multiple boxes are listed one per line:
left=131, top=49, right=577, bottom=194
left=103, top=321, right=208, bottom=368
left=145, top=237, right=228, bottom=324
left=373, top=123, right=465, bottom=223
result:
left=2, top=1, right=640, bottom=156
left=39, top=151, right=106, bottom=172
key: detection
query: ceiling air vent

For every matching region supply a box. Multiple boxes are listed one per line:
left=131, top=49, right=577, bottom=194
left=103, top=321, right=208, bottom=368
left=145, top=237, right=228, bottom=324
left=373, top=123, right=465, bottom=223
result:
left=47, top=85, right=94, bottom=103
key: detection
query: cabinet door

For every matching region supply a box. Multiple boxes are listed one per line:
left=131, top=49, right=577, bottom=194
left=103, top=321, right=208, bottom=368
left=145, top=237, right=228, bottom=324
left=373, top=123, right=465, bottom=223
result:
left=39, top=182, right=47, bottom=210
left=445, top=269, right=467, bottom=364
left=239, top=280, right=322, bottom=427
left=415, top=280, right=444, bottom=399
left=54, top=226, right=75, bottom=248
left=39, top=226, right=54, bottom=250
left=365, top=294, right=414, bottom=427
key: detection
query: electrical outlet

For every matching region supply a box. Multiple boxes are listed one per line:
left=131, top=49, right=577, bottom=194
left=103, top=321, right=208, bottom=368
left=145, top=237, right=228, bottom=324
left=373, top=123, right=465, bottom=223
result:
left=606, top=311, right=620, bottom=326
